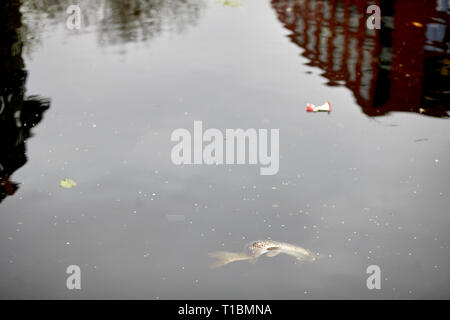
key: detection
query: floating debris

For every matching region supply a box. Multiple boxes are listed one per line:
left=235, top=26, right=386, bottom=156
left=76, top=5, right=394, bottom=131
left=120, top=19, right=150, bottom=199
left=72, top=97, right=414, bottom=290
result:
left=60, top=178, right=77, bottom=188
left=208, top=240, right=318, bottom=268
left=306, top=101, right=332, bottom=113
left=217, top=0, right=243, bottom=8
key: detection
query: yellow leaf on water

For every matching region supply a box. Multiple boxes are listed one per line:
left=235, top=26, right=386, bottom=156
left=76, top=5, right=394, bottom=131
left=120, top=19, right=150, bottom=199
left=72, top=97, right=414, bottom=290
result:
left=60, top=178, right=77, bottom=188
left=217, top=1, right=243, bottom=8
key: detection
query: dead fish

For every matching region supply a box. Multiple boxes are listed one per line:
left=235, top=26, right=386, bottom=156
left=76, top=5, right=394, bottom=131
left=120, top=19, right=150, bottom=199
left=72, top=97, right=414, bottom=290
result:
left=208, top=240, right=317, bottom=268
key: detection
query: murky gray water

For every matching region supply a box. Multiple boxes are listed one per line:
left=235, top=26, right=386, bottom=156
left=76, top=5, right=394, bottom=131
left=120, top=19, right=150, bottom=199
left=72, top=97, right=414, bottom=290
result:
left=1, top=0, right=449, bottom=299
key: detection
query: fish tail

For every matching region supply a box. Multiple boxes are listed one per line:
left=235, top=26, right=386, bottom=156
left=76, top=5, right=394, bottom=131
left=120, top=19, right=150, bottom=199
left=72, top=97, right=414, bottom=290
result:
left=208, top=251, right=252, bottom=268
left=313, top=252, right=327, bottom=260
left=306, top=250, right=325, bottom=261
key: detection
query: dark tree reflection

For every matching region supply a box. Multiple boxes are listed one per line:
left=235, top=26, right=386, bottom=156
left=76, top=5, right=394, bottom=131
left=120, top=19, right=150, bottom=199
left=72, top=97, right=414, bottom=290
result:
left=0, top=1, right=50, bottom=204
left=20, top=0, right=205, bottom=48
left=96, top=0, right=205, bottom=45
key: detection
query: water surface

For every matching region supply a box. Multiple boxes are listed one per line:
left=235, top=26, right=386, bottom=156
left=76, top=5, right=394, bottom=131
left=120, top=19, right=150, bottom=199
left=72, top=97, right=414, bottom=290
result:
left=0, top=0, right=449, bottom=299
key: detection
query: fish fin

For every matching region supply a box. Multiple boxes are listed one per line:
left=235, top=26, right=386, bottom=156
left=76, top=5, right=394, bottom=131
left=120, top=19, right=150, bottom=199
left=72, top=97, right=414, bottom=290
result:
left=294, top=256, right=307, bottom=265
left=248, top=257, right=259, bottom=264
left=208, top=251, right=251, bottom=268
left=266, top=251, right=280, bottom=257
left=266, top=246, right=280, bottom=251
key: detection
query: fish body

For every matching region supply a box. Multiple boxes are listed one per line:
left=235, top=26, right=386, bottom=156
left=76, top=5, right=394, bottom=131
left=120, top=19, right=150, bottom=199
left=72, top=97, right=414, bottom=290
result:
left=245, top=240, right=316, bottom=261
left=208, top=240, right=317, bottom=268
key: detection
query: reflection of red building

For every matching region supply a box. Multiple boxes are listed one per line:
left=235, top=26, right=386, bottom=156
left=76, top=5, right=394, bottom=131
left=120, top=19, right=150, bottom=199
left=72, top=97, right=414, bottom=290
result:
left=271, top=0, right=450, bottom=117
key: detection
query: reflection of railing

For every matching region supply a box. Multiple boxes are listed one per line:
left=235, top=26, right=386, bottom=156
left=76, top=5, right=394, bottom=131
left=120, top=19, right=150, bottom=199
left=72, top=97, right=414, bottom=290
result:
left=272, top=0, right=450, bottom=118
